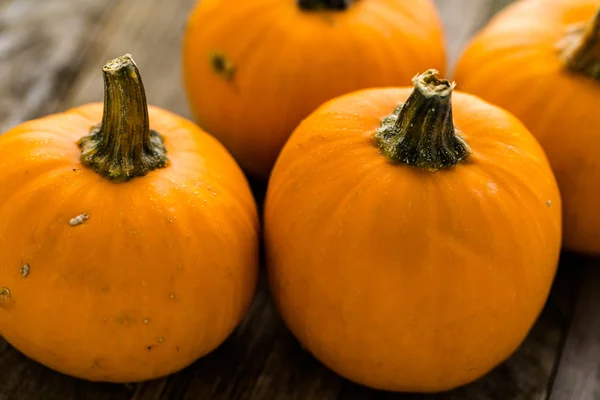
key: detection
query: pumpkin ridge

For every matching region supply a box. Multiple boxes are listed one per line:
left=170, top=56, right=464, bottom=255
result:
left=0, top=160, right=76, bottom=216
left=363, top=3, right=444, bottom=76
left=481, top=160, right=560, bottom=244
left=363, top=2, right=425, bottom=43
left=198, top=0, right=284, bottom=74
left=350, top=10, right=415, bottom=82
left=200, top=2, right=282, bottom=83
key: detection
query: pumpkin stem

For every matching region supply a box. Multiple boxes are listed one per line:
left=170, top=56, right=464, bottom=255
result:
left=297, top=0, right=355, bottom=11
left=374, top=70, right=470, bottom=170
left=559, top=9, right=600, bottom=80
left=78, top=54, right=168, bottom=182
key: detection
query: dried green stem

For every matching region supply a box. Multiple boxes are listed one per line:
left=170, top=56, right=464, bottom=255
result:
left=374, top=70, right=470, bottom=171
left=78, top=54, right=168, bottom=182
left=560, top=9, right=600, bottom=80
left=297, top=0, right=355, bottom=11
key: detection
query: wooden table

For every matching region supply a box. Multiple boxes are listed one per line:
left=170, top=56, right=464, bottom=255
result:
left=0, top=0, right=599, bottom=399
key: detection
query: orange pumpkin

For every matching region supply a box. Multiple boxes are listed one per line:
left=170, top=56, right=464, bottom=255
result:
left=265, top=70, right=561, bottom=392
left=0, top=55, right=259, bottom=382
left=454, top=0, right=600, bottom=254
left=182, top=0, right=446, bottom=178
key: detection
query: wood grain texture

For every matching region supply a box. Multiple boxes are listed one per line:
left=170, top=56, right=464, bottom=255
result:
left=1, top=0, right=596, bottom=399
left=0, top=0, right=116, bottom=133
left=63, top=0, right=195, bottom=119
left=548, top=257, right=600, bottom=400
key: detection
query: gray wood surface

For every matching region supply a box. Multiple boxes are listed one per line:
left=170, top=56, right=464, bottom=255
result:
left=0, top=0, right=598, bottom=399
left=435, top=0, right=514, bottom=66
left=0, top=0, right=117, bottom=133
left=549, top=259, right=600, bottom=400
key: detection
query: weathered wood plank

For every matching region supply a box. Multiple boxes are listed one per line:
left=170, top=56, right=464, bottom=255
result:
left=0, top=0, right=116, bottom=133
left=548, top=258, right=600, bottom=400
left=434, top=0, right=495, bottom=66
left=0, top=1, right=14, bottom=14
left=434, top=0, right=515, bottom=68
left=64, top=0, right=196, bottom=119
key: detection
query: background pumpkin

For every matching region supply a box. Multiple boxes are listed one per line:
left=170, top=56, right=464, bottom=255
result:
left=265, top=70, right=561, bottom=392
left=453, top=0, right=600, bottom=254
left=182, top=0, right=447, bottom=179
left=0, top=55, right=259, bottom=382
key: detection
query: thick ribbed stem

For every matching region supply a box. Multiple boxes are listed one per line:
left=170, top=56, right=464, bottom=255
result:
left=297, top=0, right=355, bottom=11
left=374, top=70, right=470, bottom=171
left=559, top=9, right=600, bottom=80
left=78, top=54, right=168, bottom=182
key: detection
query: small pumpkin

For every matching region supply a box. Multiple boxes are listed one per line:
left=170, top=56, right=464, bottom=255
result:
left=182, top=0, right=447, bottom=178
left=265, top=70, right=561, bottom=392
left=0, top=55, right=259, bottom=382
left=454, top=0, right=600, bottom=254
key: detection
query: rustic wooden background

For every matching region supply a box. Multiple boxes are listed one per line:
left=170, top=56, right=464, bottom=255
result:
left=1, top=0, right=599, bottom=399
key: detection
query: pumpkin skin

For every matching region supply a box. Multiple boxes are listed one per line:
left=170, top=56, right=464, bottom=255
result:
left=0, top=57, right=258, bottom=382
left=182, top=0, right=446, bottom=178
left=454, top=0, right=600, bottom=254
left=265, top=76, right=561, bottom=392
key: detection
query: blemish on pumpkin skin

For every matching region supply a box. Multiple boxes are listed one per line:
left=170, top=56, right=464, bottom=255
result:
left=158, top=337, right=164, bottom=343
left=92, top=358, right=108, bottom=370
left=69, top=213, right=89, bottom=226
left=547, top=200, right=552, bottom=207
left=116, top=314, right=136, bottom=326
left=0, top=288, right=13, bottom=305
left=20, top=264, right=30, bottom=278
left=169, top=293, right=176, bottom=300
left=206, top=186, right=218, bottom=196
left=209, top=52, right=235, bottom=81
